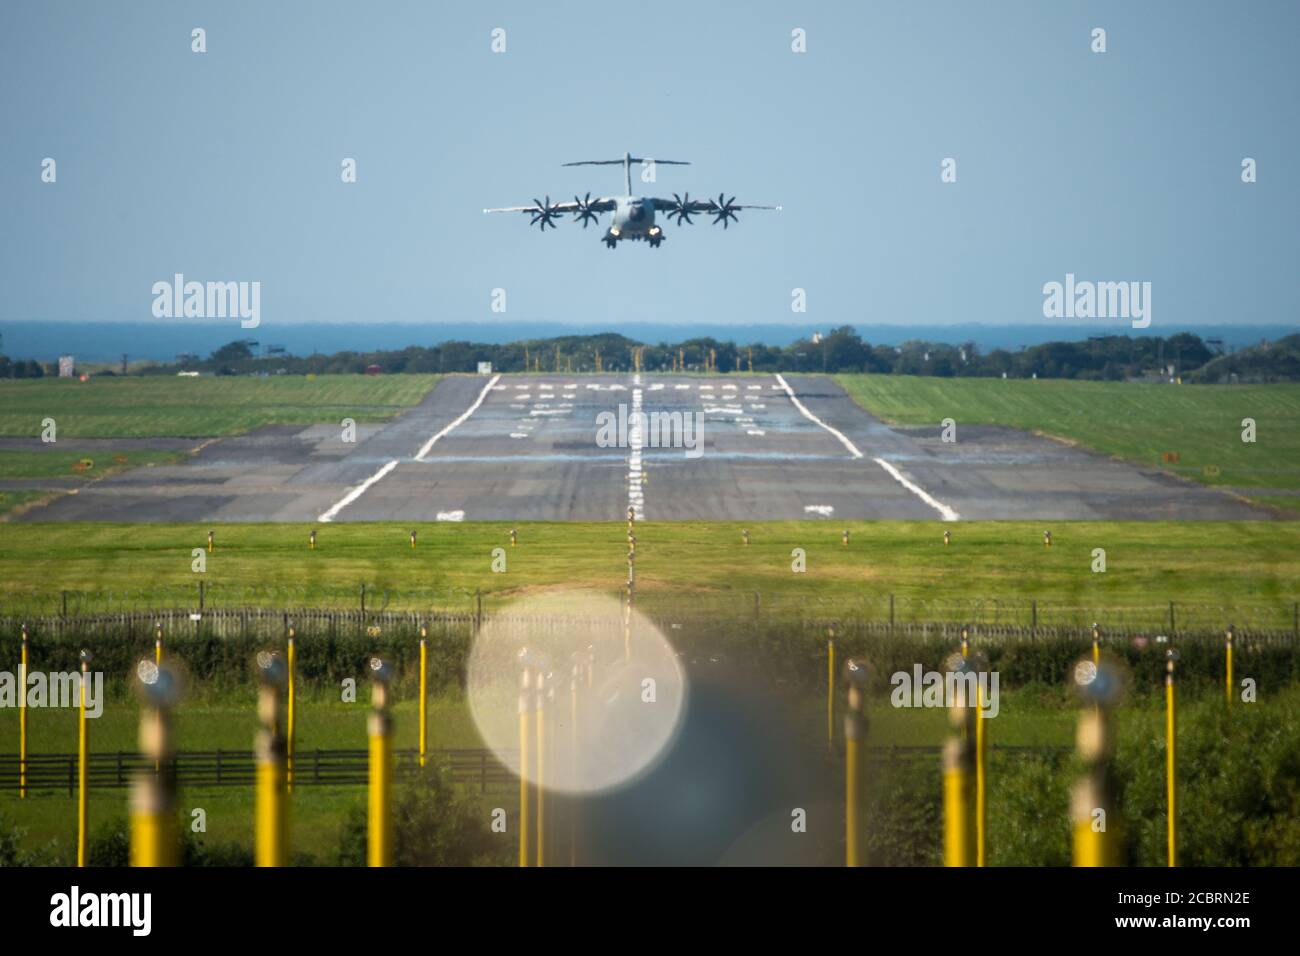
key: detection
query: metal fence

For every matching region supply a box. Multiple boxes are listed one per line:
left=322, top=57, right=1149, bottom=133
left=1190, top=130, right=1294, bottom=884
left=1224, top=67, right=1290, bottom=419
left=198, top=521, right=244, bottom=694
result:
left=2, top=583, right=1298, bottom=635
left=0, top=747, right=516, bottom=795
left=2, top=602, right=1296, bottom=646
left=0, top=744, right=1072, bottom=796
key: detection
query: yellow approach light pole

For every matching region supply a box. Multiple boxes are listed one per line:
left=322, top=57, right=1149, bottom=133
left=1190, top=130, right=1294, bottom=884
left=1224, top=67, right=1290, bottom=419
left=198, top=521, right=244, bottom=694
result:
left=826, top=628, right=836, bottom=747
left=254, top=651, right=288, bottom=867
left=843, top=659, right=870, bottom=867
left=419, top=625, right=429, bottom=768
left=131, top=659, right=179, bottom=867
left=1225, top=625, right=1234, bottom=708
left=518, top=652, right=533, bottom=867
left=286, top=624, right=296, bottom=793
left=19, top=624, right=28, bottom=799
left=1071, top=657, right=1122, bottom=866
left=77, top=649, right=93, bottom=867
left=535, top=666, right=548, bottom=868
left=367, top=657, right=394, bottom=867
left=966, top=645, right=990, bottom=868
left=1165, top=648, right=1179, bottom=867
left=943, top=654, right=976, bottom=867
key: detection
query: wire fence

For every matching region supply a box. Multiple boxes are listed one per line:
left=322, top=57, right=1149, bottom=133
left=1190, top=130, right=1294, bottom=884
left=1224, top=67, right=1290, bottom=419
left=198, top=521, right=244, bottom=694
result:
left=2, top=593, right=1297, bottom=645
left=0, top=748, right=516, bottom=795
left=0, top=744, right=1073, bottom=796
left=0, top=582, right=1294, bottom=642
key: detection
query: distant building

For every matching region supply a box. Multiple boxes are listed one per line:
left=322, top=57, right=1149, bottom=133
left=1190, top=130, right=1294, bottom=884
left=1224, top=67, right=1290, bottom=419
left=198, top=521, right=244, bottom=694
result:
left=58, top=355, right=75, bottom=378
left=365, top=364, right=383, bottom=375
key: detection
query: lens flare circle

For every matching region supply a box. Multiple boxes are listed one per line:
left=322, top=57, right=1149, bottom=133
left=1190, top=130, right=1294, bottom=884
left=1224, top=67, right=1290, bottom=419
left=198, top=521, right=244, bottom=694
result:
left=467, top=592, right=686, bottom=795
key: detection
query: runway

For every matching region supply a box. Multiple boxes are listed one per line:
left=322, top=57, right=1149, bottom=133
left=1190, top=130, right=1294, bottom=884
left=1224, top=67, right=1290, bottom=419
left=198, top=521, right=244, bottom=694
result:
left=14, top=374, right=1269, bottom=522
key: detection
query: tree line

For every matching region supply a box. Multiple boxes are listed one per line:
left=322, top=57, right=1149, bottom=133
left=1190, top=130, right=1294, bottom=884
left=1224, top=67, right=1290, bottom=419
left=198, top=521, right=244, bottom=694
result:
left=4, top=327, right=1297, bottom=382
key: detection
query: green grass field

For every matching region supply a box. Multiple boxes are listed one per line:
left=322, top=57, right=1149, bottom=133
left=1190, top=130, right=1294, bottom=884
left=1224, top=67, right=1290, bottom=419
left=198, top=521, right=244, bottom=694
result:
left=0, top=374, right=440, bottom=438
left=0, top=374, right=440, bottom=516
left=836, top=375, right=1300, bottom=513
left=0, top=520, right=1297, bottom=628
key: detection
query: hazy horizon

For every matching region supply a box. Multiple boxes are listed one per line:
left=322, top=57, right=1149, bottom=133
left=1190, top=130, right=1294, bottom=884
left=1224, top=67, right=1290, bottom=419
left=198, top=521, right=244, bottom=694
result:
left=3, top=1, right=1298, bottom=337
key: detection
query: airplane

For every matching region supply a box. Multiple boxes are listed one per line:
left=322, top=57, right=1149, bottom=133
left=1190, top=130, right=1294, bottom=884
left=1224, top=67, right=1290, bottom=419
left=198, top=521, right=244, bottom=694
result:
left=483, top=152, right=781, bottom=249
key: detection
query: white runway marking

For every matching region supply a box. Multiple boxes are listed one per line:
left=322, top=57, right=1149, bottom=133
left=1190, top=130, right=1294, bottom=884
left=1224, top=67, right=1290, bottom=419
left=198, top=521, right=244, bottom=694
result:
left=415, top=374, right=501, bottom=460
left=775, top=373, right=960, bottom=520
left=318, top=374, right=501, bottom=522
left=317, top=459, right=398, bottom=523
left=874, top=457, right=961, bottom=521
left=774, top=374, right=864, bottom=459
left=628, top=375, right=644, bottom=520
left=804, top=504, right=834, bottom=517
left=436, top=510, right=465, bottom=522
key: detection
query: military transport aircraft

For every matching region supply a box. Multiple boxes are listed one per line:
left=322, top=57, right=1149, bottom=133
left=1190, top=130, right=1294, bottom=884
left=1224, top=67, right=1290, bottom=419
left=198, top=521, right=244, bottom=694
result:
left=484, top=152, right=781, bottom=248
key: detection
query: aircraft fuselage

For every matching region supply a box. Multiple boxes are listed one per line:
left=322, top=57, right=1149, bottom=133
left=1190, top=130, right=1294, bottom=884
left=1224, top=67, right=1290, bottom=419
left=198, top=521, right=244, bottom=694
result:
left=606, top=196, right=663, bottom=246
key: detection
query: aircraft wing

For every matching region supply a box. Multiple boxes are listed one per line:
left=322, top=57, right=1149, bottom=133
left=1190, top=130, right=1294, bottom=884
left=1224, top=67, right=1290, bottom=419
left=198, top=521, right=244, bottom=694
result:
left=483, top=198, right=617, bottom=214
left=650, top=197, right=781, bottom=213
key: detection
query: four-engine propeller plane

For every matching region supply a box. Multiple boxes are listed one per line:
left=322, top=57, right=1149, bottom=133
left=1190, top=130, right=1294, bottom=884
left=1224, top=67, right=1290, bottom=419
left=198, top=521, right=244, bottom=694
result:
left=484, top=152, right=781, bottom=248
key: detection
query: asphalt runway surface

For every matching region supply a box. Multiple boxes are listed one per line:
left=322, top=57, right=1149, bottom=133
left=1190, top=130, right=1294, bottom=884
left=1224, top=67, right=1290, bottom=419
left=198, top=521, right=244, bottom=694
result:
left=14, top=374, right=1270, bottom=522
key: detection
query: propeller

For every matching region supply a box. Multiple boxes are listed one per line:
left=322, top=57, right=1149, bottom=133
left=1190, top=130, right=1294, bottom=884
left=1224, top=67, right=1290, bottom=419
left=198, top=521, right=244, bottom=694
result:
left=530, top=196, right=563, bottom=231
left=573, top=192, right=600, bottom=228
left=668, top=192, right=696, bottom=226
left=710, top=193, right=740, bottom=228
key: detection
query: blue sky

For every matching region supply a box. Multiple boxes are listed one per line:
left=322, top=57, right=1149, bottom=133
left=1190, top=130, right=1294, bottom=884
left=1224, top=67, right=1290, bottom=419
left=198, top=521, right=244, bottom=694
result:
left=2, top=0, right=1297, bottom=336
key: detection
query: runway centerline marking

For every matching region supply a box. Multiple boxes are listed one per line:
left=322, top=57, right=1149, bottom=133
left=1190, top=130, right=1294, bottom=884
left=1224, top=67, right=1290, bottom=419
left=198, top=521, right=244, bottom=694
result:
left=628, top=375, right=644, bottom=520
left=318, top=373, right=501, bottom=522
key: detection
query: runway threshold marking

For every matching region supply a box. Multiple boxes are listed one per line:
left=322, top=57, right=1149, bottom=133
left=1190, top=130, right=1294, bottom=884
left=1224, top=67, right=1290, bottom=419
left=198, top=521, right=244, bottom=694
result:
left=774, top=373, right=961, bottom=522
left=317, top=374, right=501, bottom=522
